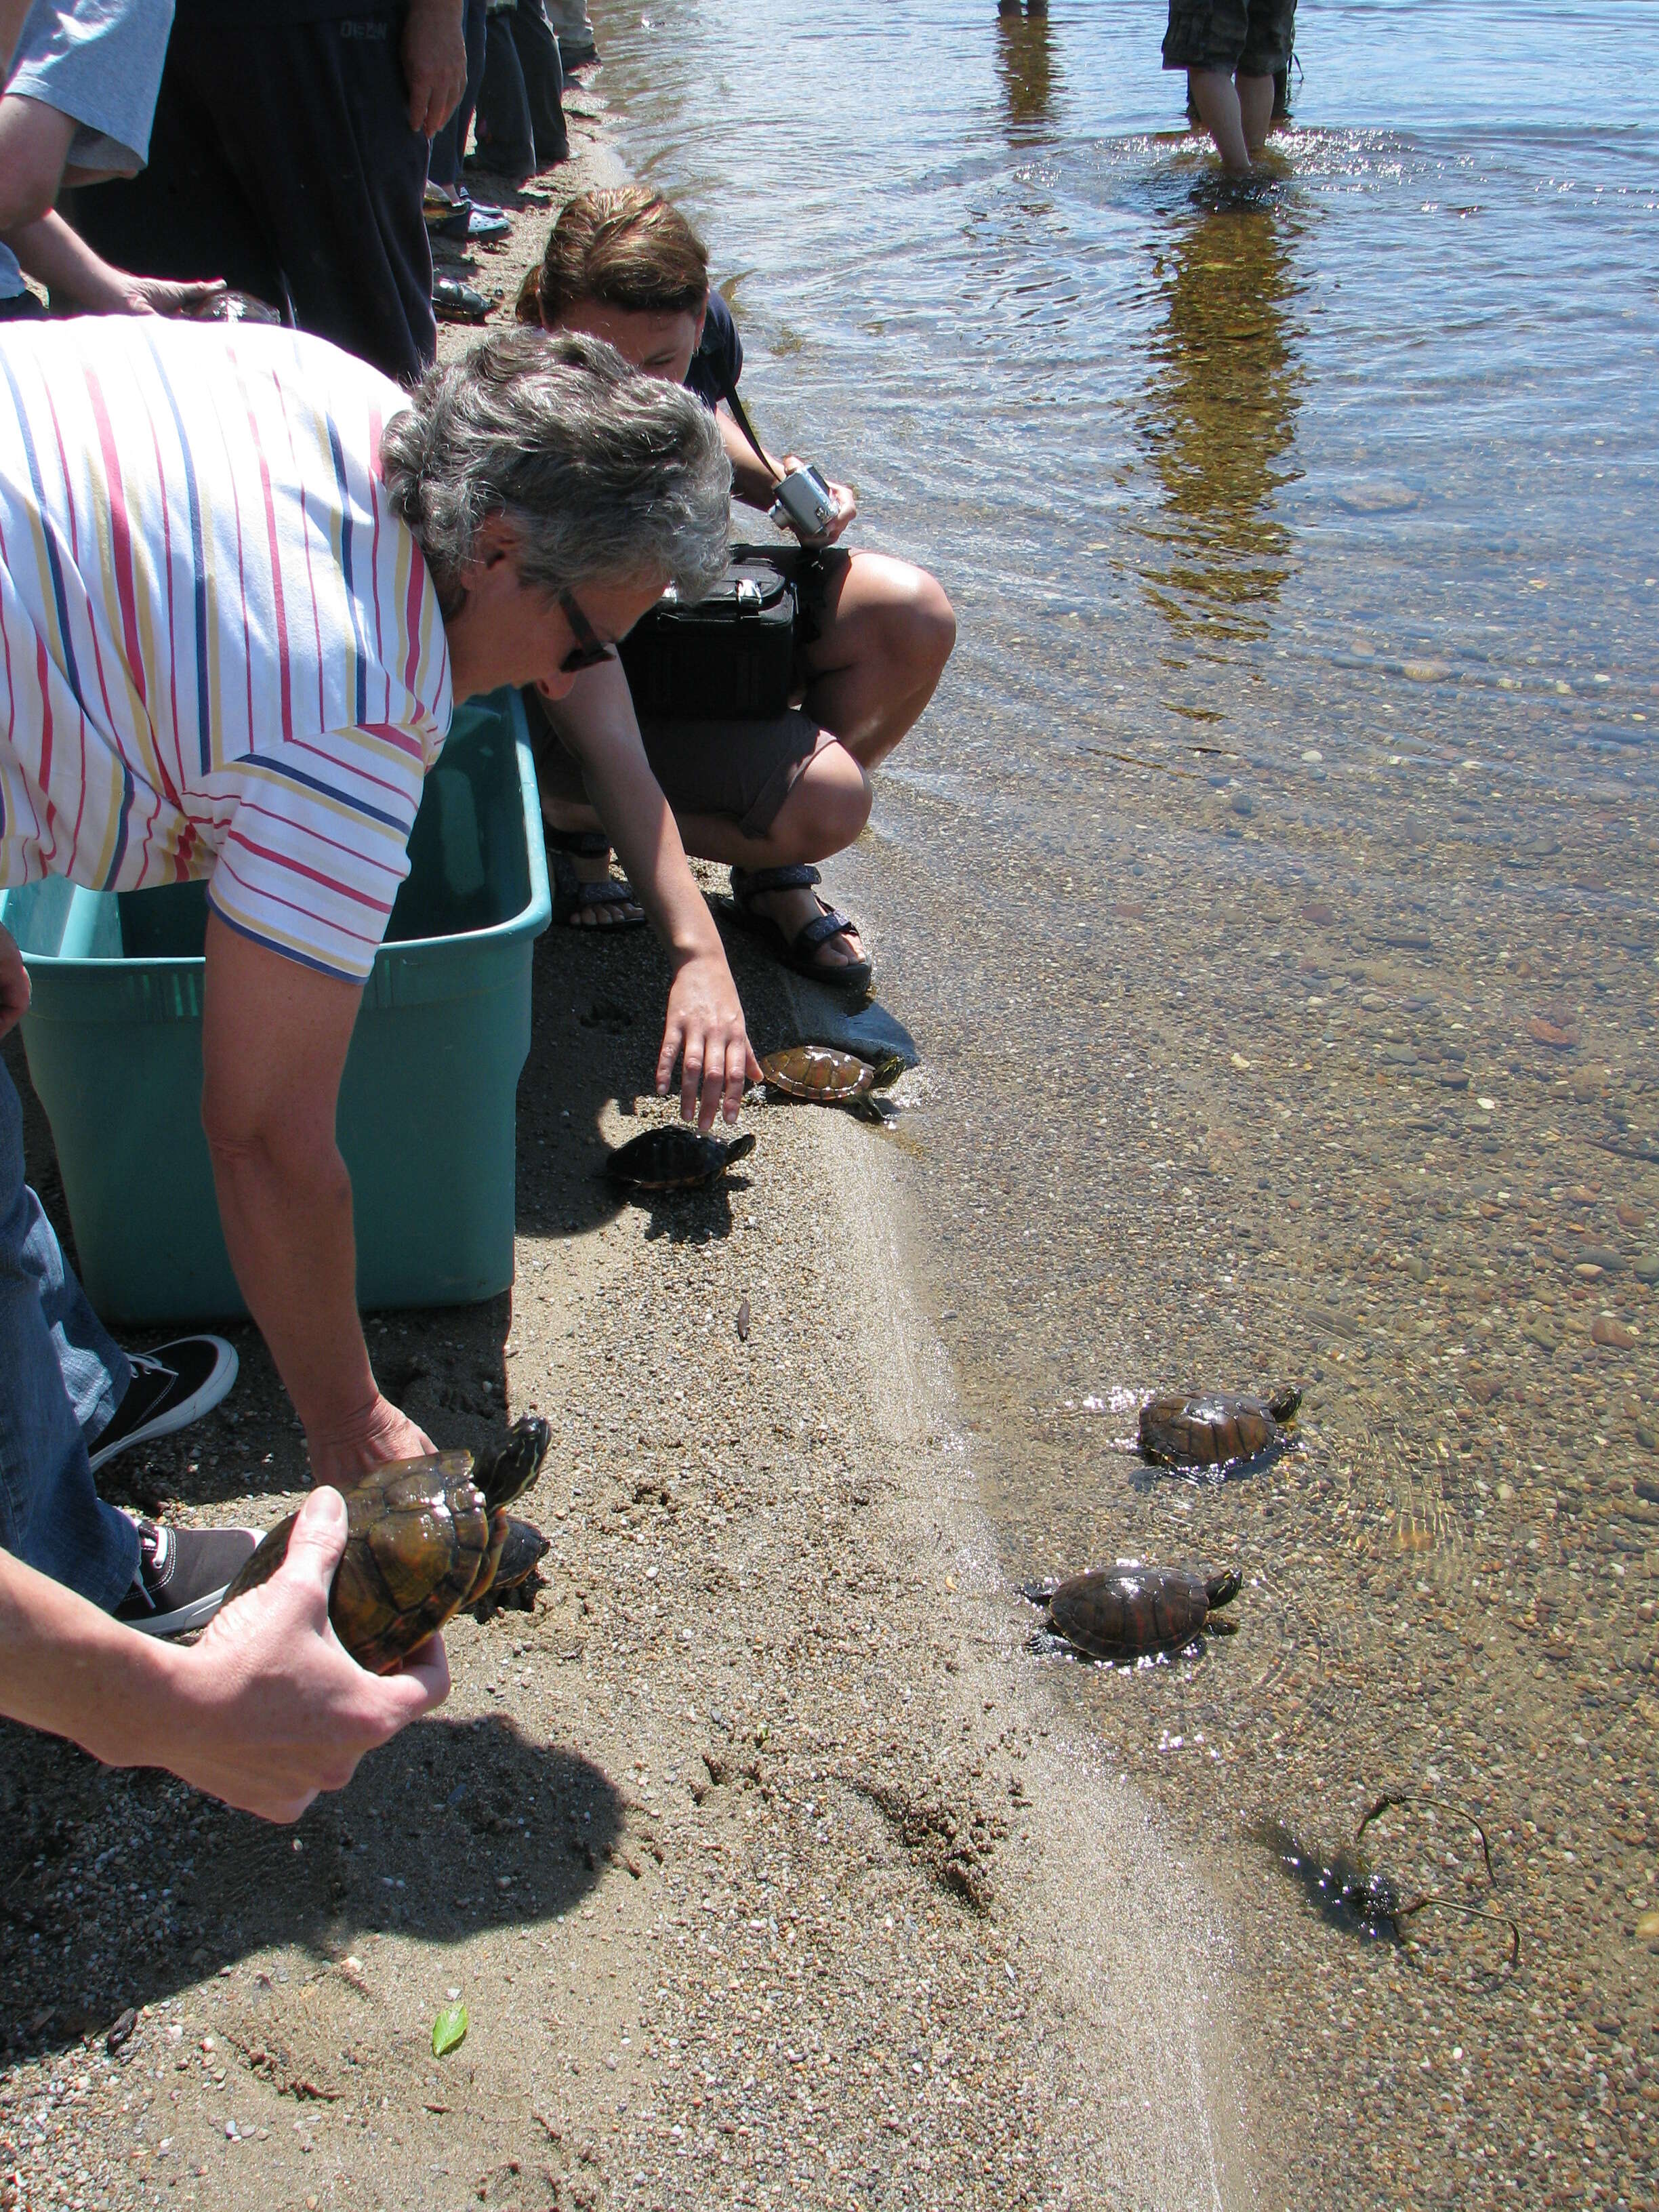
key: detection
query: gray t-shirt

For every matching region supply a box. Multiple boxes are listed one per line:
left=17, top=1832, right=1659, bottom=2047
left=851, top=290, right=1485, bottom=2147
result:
left=0, top=0, right=174, bottom=298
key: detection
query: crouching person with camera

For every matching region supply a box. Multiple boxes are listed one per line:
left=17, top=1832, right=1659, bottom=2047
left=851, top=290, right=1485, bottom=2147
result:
left=519, top=186, right=957, bottom=996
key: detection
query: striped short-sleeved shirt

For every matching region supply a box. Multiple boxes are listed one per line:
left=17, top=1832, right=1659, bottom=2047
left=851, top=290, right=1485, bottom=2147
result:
left=0, top=317, right=452, bottom=981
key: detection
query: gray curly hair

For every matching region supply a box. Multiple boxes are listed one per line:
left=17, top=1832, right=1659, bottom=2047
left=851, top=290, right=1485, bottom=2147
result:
left=380, top=328, right=730, bottom=614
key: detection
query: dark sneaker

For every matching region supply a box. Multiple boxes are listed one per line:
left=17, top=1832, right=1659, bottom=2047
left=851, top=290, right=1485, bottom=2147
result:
left=115, top=1519, right=260, bottom=1637
left=432, top=276, right=495, bottom=323
left=89, top=1336, right=239, bottom=1473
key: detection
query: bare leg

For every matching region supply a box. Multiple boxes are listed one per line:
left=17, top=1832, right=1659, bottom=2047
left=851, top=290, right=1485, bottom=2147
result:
left=797, top=550, right=956, bottom=775
left=535, top=754, right=644, bottom=926
left=1236, top=70, right=1275, bottom=159
left=1187, top=66, right=1252, bottom=173
left=541, top=549, right=951, bottom=958
left=544, top=742, right=876, bottom=973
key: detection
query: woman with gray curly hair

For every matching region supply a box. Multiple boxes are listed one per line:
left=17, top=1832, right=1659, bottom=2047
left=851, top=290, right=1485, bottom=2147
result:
left=0, top=314, right=750, bottom=1826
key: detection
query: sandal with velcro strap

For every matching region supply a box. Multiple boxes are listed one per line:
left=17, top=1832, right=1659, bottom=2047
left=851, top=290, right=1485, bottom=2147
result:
left=546, top=825, right=645, bottom=929
left=724, top=863, right=874, bottom=996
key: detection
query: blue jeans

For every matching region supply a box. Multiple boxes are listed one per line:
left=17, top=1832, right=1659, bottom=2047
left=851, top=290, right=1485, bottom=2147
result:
left=0, top=1059, right=138, bottom=1608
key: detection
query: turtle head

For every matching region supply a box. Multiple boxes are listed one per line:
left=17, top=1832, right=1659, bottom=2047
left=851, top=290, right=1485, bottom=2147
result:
left=723, top=1131, right=757, bottom=1167
left=1267, top=1385, right=1303, bottom=1425
left=477, top=1415, right=552, bottom=1509
left=1205, top=1567, right=1243, bottom=1611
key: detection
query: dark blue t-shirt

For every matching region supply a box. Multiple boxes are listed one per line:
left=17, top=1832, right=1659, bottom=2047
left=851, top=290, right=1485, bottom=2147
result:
left=684, top=290, right=743, bottom=411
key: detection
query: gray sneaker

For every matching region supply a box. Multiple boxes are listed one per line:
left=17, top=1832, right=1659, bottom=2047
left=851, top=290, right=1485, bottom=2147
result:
left=114, top=1519, right=260, bottom=1637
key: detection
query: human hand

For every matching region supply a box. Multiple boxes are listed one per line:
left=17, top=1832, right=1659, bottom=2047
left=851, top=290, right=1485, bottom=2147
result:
left=781, top=456, right=857, bottom=546
left=401, top=0, right=468, bottom=136
left=655, top=949, right=762, bottom=1131
left=0, top=924, right=28, bottom=1042
left=307, top=1395, right=436, bottom=1490
left=158, top=1488, right=449, bottom=1822
left=121, top=274, right=228, bottom=318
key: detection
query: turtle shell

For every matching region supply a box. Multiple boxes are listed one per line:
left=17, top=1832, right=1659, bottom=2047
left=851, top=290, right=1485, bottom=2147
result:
left=221, top=1416, right=550, bottom=1674
left=1138, top=1388, right=1299, bottom=1473
left=607, top=1125, right=756, bottom=1191
left=760, top=1046, right=876, bottom=1104
left=1044, top=1565, right=1240, bottom=1660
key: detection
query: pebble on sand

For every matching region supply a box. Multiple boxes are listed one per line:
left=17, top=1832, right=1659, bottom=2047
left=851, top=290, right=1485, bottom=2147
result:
left=1593, top=1317, right=1637, bottom=1349
left=1527, top=1016, right=1581, bottom=1050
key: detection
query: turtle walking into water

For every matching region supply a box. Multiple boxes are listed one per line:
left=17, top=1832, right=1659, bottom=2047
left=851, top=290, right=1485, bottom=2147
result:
left=759, top=1045, right=901, bottom=1122
left=1023, top=1563, right=1242, bottom=1661
left=1138, top=1385, right=1301, bottom=1475
left=606, top=1124, right=756, bottom=1192
left=221, top=1416, right=552, bottom=1674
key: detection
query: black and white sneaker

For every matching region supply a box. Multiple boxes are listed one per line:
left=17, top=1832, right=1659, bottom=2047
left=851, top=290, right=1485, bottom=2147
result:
left=114, top=1519, right=260, bottom=1637
left=88, top=1336, right=239, bottom=1473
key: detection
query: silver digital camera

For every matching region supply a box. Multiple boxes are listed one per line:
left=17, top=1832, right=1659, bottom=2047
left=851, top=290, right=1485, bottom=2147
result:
left=769, top=462, right=837, bottom=542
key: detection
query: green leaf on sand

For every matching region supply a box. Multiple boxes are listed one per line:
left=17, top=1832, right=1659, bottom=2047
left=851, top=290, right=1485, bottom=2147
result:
left=432, top=2003, right=468, bottom=2057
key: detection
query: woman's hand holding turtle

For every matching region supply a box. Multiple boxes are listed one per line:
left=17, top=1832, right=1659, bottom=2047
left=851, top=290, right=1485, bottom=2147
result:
left=657, top=949, right=762, bottom=1132
left=155, top=1489, right=449, bottom=1824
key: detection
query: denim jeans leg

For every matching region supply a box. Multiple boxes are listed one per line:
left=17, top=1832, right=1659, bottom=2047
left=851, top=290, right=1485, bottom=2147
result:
left=0, top=1061, right=138, bottom=1608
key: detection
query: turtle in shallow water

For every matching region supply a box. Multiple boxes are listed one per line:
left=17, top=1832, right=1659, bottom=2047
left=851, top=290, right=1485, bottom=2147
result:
left=1138, top=1386, right=1301, bottom=1475
left=221, top=1416, right=551, bottom=1673
left=605, top=1124, right=756, bottom=1191
left=759, top=1044, right=901, bottom=1122
left=1024, top=1564, right=1242, bottom=1660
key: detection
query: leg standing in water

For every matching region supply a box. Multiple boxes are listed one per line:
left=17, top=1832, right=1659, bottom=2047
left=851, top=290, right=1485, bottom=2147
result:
left=1164, top=0, right=1296, bottom=175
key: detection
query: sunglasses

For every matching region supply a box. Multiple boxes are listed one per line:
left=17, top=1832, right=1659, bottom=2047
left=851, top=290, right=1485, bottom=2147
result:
left=558, top=590, right=617, bottom=675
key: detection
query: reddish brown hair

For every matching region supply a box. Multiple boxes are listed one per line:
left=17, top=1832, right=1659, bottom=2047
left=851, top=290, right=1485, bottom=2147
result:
left=516, top=186, right=710, bottom=327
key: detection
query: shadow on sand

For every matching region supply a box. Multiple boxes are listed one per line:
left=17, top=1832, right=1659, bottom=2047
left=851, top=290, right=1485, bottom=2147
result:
left=0, top=1711, right=623, bottom=2062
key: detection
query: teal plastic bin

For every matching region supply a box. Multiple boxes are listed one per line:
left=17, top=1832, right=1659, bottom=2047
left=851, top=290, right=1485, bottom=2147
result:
left=0, top=690, right=550, bottom=1324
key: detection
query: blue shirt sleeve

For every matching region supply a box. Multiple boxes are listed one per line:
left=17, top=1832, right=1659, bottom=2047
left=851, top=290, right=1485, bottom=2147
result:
left=684, top=290, right=743, bottom=411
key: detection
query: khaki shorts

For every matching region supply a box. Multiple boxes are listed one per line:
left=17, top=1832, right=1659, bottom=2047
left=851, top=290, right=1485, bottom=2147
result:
left=1163, top=0, right=1296, bottom=75
left=526, top=688, right=838, bottom=840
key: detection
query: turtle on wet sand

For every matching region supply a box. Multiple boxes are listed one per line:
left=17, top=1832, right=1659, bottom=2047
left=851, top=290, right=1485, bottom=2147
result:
left=1023, top=1563, right=1242, bottom=1660
left=606, top=1124, right=756, bottom=1191
left=1138, top=1386, right=1301, bottom=1475
left=759, top=1044, right=902, bottom=1122
left=220, top=1416, right=552, bottom=1673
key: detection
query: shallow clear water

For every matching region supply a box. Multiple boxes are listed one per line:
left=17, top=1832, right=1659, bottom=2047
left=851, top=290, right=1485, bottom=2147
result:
left=593, top=3, right=1659, bottom=2196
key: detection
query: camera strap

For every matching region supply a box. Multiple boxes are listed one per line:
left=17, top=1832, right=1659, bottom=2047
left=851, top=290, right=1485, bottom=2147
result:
left=718, top=377, right=784, bottom=488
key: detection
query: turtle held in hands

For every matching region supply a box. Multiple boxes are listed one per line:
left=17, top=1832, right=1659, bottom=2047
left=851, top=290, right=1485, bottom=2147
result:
left=1138, top=1386, right=1301, bottom=1475
left=605, top=1124, right=756, bottom=1191
left=1024, top=1563, right=1242, bottom=1661
left=221, top=1416, right=552, bottom=1673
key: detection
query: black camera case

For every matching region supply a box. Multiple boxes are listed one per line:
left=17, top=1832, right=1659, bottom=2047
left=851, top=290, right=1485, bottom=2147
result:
left=617, top=546, right=797, bottom=720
